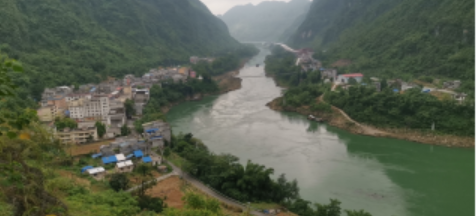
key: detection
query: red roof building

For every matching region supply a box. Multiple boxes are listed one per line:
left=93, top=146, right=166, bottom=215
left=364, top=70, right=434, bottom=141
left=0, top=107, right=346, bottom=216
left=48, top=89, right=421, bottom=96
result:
left=340, top=73, right=363, bottom=77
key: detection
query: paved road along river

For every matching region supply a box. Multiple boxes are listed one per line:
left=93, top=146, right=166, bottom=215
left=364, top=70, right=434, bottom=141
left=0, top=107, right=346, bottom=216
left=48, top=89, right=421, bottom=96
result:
left=166, top=48, right=474, bottom=216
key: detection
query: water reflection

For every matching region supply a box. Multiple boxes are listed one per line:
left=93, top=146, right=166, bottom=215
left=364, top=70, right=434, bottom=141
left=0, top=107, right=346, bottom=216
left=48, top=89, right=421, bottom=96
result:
left=166, top=48, right=474, bottom=216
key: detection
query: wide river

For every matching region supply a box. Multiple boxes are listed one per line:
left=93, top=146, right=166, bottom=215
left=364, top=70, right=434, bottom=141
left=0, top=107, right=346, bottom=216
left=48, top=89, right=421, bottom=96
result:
left=167, top=49, right=474, bottom=216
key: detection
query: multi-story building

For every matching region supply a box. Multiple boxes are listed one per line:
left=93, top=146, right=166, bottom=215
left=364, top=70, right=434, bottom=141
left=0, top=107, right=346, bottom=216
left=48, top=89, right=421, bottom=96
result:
left=67, top=95, right=110, bottom=120
left=56, top=126, right=98, bottom=144
left=37, top=105, right=65, bottom=122
left=107, top=101, right=126, bottom=128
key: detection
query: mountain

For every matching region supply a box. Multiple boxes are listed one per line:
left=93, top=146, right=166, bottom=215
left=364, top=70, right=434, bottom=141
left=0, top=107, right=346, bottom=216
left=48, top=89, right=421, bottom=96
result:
left=220, top=0, right=311, bottom=42
left=0, top=0, right=244, bottom=97
left=291, top=0, right=474, bottom=86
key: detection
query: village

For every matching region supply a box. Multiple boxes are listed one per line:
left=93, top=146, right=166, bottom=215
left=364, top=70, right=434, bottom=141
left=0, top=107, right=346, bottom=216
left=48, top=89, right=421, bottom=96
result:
left=291, top=46, right=467, bottom=103
left=34, top=57, right=216, bottom=179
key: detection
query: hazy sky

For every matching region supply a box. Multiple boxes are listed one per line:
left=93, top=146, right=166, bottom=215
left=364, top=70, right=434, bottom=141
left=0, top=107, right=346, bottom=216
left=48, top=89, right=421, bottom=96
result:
left=201, top=0, right=291, bottom=15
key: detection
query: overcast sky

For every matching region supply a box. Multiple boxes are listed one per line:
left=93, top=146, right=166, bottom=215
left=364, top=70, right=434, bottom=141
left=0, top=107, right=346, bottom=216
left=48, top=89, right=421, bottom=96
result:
left=201, top=0, right=291, bottom=15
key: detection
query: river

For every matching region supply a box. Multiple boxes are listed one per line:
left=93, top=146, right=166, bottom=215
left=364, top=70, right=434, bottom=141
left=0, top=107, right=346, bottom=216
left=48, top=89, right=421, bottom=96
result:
left=166, top=49, right=474, bottom=216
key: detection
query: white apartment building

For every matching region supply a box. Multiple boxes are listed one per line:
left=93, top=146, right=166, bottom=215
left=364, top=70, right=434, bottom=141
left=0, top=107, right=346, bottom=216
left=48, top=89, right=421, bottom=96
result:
left=65, top=93, right=91, bottom=102
left=68, top=95, right=110, bottom=120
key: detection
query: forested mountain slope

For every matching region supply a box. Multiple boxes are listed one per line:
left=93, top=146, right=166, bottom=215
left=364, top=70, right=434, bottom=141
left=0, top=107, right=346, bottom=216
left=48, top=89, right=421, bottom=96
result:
left=291, top=0, right=474, bottom=86
left=0, top=0, right=242, bottom=99
left=220, top=0, right=311, bottom=42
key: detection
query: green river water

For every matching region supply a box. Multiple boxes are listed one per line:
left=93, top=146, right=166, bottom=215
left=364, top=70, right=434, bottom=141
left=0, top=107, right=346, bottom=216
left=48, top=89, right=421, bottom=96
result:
left=166, top=49, right=474, bottom=216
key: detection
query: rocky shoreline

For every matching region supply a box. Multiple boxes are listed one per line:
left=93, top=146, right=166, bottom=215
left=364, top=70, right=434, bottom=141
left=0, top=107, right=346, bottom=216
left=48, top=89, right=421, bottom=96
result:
left=266, top=97, right=474, bottom=148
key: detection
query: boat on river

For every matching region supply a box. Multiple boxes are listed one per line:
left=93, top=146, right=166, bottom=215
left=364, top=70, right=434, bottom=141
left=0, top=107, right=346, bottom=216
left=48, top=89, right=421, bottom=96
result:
left=256, top=64, right=260, bottom=67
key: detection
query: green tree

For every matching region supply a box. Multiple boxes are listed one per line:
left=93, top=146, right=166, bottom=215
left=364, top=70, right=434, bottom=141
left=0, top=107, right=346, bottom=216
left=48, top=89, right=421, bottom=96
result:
left=380, top=78, right=388, bottom=90
left=0, top=53, right=23, bottom=98
left=125, top=99, right=136, bottom=118
left=345, top=210, right=373, bottom=216
left=109, top=173, right=130, bottom=192
left=135, top=163, right=156, bottom=197
left=121, top=125, right=131, bottom=136
left=137, top=196, right=165, bottom=213
left=348, top=77, right=358, bottom=85
left=163, top=147, right=171, bottom=157
left=95, top=121, right=106, bottom=138
left=55, top=117, right=78, bottom=130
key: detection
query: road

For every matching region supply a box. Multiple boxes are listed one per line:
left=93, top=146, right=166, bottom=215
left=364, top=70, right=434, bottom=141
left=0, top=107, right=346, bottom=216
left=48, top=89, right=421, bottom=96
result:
left=324, top=84, right=387, bottom=136
left=126, top=171, right=178, bottom=192
left=166, top=161, right=267, bottom=216
left=126, top=154, right=266, bottom=216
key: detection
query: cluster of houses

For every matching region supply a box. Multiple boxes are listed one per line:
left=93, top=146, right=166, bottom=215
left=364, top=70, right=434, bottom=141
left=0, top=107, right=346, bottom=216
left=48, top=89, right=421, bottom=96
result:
left=38, top=65, right=194, bottom=144
left=81, top=120, right=170, bottom=180
left=190, top=56, right=215, bottom=65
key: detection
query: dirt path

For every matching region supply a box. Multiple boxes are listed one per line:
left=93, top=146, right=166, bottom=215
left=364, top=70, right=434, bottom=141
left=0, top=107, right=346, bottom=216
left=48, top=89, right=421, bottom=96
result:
left=326, top=83, right=387, bottom=136
left=165, top=161, right=266, bottom=216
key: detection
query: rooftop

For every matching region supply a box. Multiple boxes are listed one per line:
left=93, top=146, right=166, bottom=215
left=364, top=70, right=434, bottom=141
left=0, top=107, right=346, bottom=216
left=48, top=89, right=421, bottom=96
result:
left=116, top=160, right=133, bottom=168
left=341, top=73, right=364, bottom=77
left=87, top=167, right=105, bottom=174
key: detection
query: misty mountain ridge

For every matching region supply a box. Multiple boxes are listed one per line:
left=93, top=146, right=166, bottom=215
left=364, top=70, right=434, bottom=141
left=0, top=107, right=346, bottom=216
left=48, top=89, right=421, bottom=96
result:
left=220, top=0, right=311, bottom=42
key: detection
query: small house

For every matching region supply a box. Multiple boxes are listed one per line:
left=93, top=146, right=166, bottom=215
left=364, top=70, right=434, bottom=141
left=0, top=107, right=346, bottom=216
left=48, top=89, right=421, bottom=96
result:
left=142, top=156, right=153, bottom=164
left=102, top=155, right=117, bottom=164
left=86, top=167, right=106, bottom=180
left=337, top=73, right=363, bottom=84
left=453, top=93, right=467, bottom=104
left=81, top=166, right=94, bottom=173
left=115, top=160, right=134, bottom=173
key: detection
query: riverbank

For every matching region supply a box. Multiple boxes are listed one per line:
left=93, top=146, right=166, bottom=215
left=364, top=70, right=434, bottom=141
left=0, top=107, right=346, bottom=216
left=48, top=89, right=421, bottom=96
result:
left=160, top=59, right=249, bottom=114
left=266, top=96, right=474, bottom=147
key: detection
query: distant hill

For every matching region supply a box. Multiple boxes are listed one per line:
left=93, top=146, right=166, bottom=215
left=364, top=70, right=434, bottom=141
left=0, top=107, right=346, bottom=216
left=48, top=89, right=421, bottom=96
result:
left=291, top=0, right=474, bottom=85
left=0, top=0, right=244, bottom=96
left=220, top=0, right=311, bottom=42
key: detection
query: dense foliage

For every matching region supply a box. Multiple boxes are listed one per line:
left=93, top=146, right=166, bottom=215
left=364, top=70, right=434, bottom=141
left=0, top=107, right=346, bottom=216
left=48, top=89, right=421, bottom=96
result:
left=54, top=117, right=78, bottom=130
left=109, top=173, right=130, bottom=192
left=192, top=45, right=259, bottom=77
left=291, top=0, right=474, bottom=94
left=95, top=121, right=106, bottom=138
left=0, top=0, right=244, bottom=100
left=162, top=193, right=222, bottom=216
left=171, top=133, right=299, bottom=203
left=167, top=134, right=373, bottom=215
left=325, top=87, right=475, bottom=136
left=134, top=79, right=219, bottom=133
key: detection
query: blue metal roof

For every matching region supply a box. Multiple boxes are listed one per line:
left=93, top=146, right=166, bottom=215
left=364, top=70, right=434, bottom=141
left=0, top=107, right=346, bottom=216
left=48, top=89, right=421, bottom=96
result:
left=91, top=153, right=103, bottom=159
left=142, top=156, right=152, bottom=163
left=393, top=89, right=399, bottom=93
left=150, top=135, right=163, bottom=140
left=134, top=150, right=144, bottom=158
left=422, top=89, right=431, bottom=93
left=102, top=156, right=117, bottom=164
left=126, top=154, right=134, bottom=159
left=81, top=166, right=94, bottom=173
left=145, top=128, right=159, bottom=133
left=90, top=87, right=96, bottom=92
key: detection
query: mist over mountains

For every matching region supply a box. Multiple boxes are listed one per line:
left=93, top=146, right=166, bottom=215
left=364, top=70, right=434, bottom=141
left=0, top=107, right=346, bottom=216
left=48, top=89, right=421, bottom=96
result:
left=220, top=0, right=311, bottom=42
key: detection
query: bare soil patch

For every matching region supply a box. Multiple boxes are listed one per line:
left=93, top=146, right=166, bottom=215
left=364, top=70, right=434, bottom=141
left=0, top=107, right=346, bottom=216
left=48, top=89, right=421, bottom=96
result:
left=146, top=176, right=185, bottom=209
left=68, top=139, right=113, bottom=156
